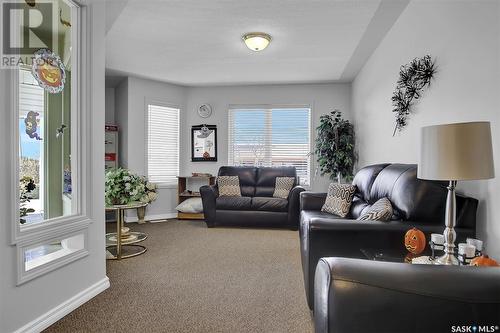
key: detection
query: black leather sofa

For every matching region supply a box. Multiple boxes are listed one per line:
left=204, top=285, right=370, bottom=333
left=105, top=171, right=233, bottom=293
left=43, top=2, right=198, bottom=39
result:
left=200, top=166, right=305, bottom=229
left=314, top=258, right=500, bottom=333
left=300, top=163, right=478, bottom=310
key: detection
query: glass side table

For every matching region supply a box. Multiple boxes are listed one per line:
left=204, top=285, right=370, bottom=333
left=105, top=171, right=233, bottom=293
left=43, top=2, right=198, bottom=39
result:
left=360, top=248, right=434, bottom=265
left=106, top=202, right=148, bottom=260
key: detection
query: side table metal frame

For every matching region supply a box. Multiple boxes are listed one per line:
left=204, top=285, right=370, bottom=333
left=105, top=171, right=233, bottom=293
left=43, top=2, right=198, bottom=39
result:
left=106, top=203, right=148, bottom=260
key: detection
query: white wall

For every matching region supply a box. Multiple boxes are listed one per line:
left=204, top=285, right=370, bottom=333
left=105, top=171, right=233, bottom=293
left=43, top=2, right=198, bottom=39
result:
left=105, top=87, right=115, bottom=124
left=352, top=0, right=500, bottom=257
left=119, top=76, right=188, bottom=220
left=117, top=79, right=351, bottom=219
left=182, top=83, right=352, bottom=192
left=115, top=78, right=129, bottom=167
left=0, top=3, right=108, bottom=332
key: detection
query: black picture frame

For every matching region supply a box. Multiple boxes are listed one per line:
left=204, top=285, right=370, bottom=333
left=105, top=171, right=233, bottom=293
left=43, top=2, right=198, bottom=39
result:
left=191, top=125, right=217, bottom=162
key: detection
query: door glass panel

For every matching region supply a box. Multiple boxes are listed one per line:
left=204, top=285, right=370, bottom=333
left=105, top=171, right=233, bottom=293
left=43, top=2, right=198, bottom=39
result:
left=18, top=0, right=75, bottom=225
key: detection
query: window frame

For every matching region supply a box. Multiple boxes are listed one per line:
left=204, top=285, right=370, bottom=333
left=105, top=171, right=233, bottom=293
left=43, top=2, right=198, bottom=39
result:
left=7, top=1, right=93, bottom=284
left=227, top=104, right=313, bottom=187
left=144, top=99, right=180, bottom=189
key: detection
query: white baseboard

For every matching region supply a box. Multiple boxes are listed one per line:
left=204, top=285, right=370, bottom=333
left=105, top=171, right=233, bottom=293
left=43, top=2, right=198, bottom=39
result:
left=124, top=212, right=177, bottom=223
left=14, top=277, right=110, bottom=333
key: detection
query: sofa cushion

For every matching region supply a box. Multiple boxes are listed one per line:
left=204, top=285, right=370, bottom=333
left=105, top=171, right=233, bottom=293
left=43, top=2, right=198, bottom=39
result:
left=357, top=197, right=393, bottom=221
left=216, top=196, right=252, bottom=210
left=352, top=164, right=390, bottom=203
left=218, top=166, right=257, bottom=197
left=251, top=197, right=288, bottom=212
left=218, top=176, right=242, bottom=197
left=255, top=167, right=297, bottom=197
left=321, top=183, right=356, bottom=218
left=370, top=164, right=448, bottom=223
left=273, top=177, right=295, bottom=199
left=350, top=196, right=369, bottom=219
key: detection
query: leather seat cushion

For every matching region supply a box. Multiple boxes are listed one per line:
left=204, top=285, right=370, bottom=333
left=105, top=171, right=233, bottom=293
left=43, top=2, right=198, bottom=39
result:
left=251, top=197, right=288, bottom=212
left=255, top=167, right=297, bottom=197
left=218, top=166, right=257, bottom=197
left=216, top=196, right=252, bottom=210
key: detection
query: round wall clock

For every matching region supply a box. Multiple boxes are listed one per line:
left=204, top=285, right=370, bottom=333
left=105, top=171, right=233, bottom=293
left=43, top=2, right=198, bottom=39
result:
left=198, top=104, right=212, bottom=118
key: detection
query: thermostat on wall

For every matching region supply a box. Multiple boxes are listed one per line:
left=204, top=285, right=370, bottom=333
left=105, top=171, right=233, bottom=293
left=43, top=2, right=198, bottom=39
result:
left=197, top=104, right=212, bottom=118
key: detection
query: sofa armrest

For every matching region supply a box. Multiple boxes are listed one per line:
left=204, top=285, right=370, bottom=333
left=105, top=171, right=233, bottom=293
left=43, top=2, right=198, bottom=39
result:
left=287, top=186, right=306, bottom=229
left=300, top=191, right=327, bottom=211
left=314, top=257, right=500, bottom=333
left=300, top=214, right=475, bottom=310
left=200, top=185, right=218, bottom=227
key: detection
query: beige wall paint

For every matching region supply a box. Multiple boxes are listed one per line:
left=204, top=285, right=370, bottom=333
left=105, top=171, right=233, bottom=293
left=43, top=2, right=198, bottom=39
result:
left=352, top=0, right=500, bottom=256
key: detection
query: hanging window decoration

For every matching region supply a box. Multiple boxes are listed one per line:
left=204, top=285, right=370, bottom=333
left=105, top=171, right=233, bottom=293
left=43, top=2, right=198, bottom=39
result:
left=24, top=111, right=42, bottom=140
left=31, top=48, right=66, bottom=94
left=391, top=55, right=435, bottom=136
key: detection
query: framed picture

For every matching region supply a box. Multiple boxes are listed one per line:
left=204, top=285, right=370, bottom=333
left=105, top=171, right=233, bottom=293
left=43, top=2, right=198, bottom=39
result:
left=191, top=125, right=217, bottom=162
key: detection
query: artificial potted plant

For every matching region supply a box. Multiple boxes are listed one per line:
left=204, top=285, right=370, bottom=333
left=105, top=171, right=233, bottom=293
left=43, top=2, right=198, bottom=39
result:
left=314, top=110, right=356, bottom=183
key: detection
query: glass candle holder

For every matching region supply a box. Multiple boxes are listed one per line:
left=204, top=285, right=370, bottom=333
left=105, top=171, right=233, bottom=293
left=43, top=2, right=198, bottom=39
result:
left=466, top=238, right=483, bottom=257
left=457, top=243, right=476, bottom=265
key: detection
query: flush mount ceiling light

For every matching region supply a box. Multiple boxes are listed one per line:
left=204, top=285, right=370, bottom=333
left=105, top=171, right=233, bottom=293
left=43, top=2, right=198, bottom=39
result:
left=242, top=32, right=272, bottom=52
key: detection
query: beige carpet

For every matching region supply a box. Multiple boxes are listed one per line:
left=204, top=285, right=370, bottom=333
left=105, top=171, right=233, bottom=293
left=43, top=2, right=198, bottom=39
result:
left=44, top=220, right=313, bottom=333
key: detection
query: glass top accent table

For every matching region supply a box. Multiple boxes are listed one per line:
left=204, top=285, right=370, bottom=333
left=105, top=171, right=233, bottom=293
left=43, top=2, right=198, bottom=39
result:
left=105, top=202, right=148, bottom=260
left=360, top=248, right=434, bottom=265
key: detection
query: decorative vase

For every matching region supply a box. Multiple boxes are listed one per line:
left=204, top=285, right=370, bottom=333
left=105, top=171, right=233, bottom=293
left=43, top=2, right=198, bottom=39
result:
left=137, top=206, right=146, bottom=224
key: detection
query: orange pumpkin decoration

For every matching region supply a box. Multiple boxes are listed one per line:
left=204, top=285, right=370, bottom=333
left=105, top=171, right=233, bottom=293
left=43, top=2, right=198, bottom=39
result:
left=470, top=255, right=500, bottom=267
left=404, top=228, right=426, bottom=254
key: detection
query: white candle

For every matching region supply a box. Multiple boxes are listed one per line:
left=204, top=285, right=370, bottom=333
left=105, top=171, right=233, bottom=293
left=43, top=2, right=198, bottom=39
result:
left=431, top=233, right=444, bottom=245
left=467, top=238, right=483, bottom=251
left=458, top=243, right=476, bottom=258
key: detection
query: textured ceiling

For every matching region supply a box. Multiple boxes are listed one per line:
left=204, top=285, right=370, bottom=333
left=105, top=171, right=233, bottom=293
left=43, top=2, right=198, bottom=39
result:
left=105, top=0, right=408, bottom=86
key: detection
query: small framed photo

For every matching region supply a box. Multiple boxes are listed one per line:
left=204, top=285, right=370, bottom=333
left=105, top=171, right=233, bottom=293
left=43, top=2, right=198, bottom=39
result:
left=191, top=125, right=217, bottom=162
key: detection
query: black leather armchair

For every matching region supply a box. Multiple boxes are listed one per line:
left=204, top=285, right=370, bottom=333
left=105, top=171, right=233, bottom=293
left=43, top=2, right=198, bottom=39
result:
left=200, top=166, right=305, bottom=229
left=314, top=257, right=500, bottom=333
left=300, top=164, right=479, bottom=310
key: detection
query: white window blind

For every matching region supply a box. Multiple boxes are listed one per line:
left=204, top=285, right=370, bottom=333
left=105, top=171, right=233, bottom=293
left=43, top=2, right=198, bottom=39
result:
left=147, top=104, right=179, bottom=185
left=228, top=107, right=311, bottom=186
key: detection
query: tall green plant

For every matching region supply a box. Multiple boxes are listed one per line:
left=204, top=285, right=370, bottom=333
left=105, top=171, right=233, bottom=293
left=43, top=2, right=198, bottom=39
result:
left=315, top=110, right=355, bottom=182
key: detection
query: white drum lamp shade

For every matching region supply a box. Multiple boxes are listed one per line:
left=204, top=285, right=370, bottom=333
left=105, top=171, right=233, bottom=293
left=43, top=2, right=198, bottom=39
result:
left=418, top=121, right=495, bottom=181
left=418, top=121, right=494, bottom=265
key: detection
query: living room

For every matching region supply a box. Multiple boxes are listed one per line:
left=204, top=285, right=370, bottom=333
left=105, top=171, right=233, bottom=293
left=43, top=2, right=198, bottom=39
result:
left=1, top=0, right=499, bottom=332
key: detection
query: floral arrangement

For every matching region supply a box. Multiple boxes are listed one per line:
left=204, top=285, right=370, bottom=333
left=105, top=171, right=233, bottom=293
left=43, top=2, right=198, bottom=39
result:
left=105, top=168, right=158, bottom=206
left=20, top=176, right=36, bottom=224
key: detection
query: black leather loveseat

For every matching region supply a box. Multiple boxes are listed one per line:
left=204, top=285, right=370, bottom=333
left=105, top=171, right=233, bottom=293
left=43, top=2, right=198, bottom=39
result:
left=300, top=163, right=478, bottom=310
left=314, top=258, right=500, bottom=333
left=200, top=166, right=305, bottom=229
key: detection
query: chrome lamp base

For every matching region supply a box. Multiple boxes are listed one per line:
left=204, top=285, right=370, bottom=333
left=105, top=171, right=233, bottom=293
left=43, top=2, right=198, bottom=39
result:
left=434, top=180, right=460, bottom=266
left=435, top=252, right=459, bottom=265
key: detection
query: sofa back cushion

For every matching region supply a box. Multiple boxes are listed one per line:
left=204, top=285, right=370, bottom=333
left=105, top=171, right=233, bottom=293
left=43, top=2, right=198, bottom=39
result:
left=255, top=167, right=297, bottom=197
left=369, top=164, right=448, bottom=223
left=352, top=163, right=390, bottom=203
left=218, top=166, right=257, bottom=197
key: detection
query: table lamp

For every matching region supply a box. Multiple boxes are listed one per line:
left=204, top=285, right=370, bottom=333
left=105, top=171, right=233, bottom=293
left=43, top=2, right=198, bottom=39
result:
left=418, top=122, right=495, bottom=265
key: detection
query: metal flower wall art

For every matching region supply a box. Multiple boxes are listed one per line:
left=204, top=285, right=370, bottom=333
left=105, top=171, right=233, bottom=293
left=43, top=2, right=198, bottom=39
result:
left=391, top=55, right=436, bottom=136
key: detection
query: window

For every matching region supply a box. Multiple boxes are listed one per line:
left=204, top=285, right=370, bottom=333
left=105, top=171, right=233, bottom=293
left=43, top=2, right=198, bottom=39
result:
left=147, top=104, right=180, bottom=185
left=228, top=107, right=311, bottom=186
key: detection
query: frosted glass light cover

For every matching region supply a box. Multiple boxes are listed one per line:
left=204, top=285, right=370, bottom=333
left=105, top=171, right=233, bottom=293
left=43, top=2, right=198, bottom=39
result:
left=243, top=33, right=271, bottom=51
